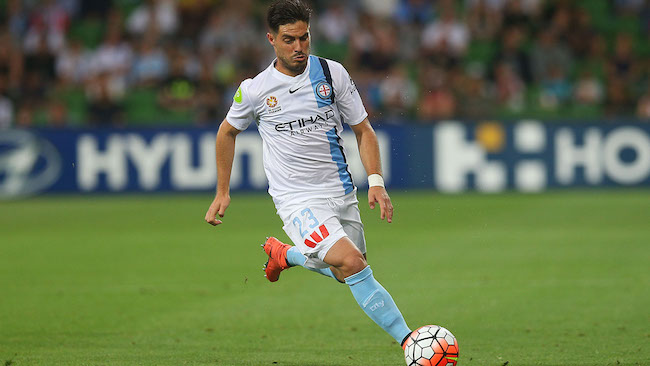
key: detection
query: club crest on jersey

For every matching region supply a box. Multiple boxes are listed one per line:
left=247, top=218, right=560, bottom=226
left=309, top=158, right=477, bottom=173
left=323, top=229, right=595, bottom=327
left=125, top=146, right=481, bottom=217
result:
left=316, top=81, right=332, bottom=100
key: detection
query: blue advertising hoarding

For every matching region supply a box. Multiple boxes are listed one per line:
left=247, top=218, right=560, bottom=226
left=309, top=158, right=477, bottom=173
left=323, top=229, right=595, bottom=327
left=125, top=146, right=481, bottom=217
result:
left=1, top=121, right=649, bottom=198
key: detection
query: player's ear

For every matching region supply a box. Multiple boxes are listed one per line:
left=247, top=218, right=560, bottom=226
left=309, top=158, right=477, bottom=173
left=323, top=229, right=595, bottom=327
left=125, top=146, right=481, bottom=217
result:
left=266, top=32, right=275, bottom=46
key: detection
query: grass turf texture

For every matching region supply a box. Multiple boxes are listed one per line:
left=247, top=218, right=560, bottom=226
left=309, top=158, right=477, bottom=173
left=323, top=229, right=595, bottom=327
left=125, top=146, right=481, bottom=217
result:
left=0, top=191, right=648, bottom=366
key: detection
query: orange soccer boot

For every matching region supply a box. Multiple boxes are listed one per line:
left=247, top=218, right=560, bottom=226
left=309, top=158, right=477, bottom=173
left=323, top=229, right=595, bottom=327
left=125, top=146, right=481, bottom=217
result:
left=262, top=237, right=292, bottom=282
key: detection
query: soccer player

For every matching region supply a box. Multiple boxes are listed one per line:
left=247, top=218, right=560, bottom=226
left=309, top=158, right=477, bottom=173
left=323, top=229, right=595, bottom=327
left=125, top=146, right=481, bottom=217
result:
left=204, top=0, right=412, bottom=349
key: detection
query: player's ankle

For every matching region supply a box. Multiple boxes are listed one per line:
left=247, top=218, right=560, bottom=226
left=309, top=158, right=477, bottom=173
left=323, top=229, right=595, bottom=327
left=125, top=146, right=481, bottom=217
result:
left=400, top=333, right=411, bottom=348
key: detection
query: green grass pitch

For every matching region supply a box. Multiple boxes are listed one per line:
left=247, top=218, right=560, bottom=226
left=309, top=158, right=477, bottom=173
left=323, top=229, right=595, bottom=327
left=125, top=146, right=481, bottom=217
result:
left=1, top=190, right=648, bottom=366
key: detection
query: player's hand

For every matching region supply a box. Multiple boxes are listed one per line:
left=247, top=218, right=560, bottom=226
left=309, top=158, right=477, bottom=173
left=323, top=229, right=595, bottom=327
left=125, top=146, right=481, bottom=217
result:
left=205, top=193, right=230, bottom=226
left=368, top=186, right=393, bottom=223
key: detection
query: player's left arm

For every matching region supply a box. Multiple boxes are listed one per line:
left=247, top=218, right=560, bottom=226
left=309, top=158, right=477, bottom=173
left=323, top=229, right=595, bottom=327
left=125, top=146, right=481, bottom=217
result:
left=349, top=118, right=393, bottom=223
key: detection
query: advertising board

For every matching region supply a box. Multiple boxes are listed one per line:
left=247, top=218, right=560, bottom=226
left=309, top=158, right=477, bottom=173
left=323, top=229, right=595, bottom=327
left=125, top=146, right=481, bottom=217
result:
left=1, top=122, right=648, bottom=198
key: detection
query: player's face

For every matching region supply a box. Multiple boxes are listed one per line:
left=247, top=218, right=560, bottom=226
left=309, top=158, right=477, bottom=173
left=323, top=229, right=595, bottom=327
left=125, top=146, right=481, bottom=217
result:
left=267, top=21, right=310, bottom=76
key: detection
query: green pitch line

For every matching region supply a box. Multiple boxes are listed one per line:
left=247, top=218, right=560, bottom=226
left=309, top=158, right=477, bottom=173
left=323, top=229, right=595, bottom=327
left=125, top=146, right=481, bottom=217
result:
left=0, top=190, right=648, bottom=366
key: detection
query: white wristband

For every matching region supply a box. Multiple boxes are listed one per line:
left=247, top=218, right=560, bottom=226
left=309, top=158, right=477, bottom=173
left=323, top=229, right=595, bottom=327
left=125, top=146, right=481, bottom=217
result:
left=367, top=174, right=385, bottom=188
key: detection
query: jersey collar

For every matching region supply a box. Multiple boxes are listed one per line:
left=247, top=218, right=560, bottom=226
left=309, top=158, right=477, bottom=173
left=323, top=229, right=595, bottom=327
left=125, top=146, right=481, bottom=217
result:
left=270, top=57, right=311, bottom=83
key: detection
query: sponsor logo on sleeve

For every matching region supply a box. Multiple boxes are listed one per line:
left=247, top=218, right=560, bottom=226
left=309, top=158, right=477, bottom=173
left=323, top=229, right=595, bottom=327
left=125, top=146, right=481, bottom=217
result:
left=234, top=87, right=243, bottom=103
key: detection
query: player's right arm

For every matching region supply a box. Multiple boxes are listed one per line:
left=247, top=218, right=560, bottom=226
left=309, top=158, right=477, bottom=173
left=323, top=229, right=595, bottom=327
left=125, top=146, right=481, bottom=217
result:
left=205, top=80, right=255, bottom=226
left=205, top=119, right=242, bottom=226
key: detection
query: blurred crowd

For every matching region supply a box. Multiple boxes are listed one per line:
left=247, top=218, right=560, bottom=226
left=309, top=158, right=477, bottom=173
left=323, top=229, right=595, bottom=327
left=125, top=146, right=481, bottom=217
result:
left=1, top=0, right=649, bottom=128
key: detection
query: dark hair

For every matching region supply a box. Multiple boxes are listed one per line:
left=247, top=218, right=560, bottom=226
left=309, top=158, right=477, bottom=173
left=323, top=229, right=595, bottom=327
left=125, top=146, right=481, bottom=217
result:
left=267, top=0, right=312, bottom=33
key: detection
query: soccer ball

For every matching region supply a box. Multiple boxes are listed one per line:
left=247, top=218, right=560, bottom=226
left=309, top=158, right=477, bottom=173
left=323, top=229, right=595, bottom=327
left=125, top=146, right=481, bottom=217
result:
left=403, top=325, right=459, bottom=366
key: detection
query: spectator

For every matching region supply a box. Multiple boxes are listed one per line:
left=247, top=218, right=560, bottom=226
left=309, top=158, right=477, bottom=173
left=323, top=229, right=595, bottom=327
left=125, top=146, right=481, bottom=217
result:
left=573, top=70, right=605, bottom=106
left=360, top=0, right=399, bottom=18
left=0, top=31, right=23, bottom=93
left=79, top=0, right=113, bottom=19
left=157, top=50, right=197, bottom=116
left=394, top=0, right=436, bottom=26
left=491, top=25, right=532, bottom=84
left=641, top=1, right=650, bottom=36
left=378, top=64, right=418, bottom=119
left=195, top=67, right=224, bottom=125
left=466, top=0, right=507, bottom=12
left=166, top=44, right=201, bottom=80
left=466, top=0, right=504, bottom=40
left=494, top=61, right=526, bottom=112
left=126, top=0, right=179, bottom=37
left=56, top=38, right=92, bottom=86
left=350, top=15, right=398, bottom=73
left=604, top=78, right=635, bottom=118
left=583, top=34, right=609, bottom=82
left=23, top=37, right=56, bottom=86
left=636, top=84, right=650, bottom=119
left=15, top=103, right=35, bottom=128
left=198, top=5, right=259, bottom=57
left=519, top=0, right=544, bottom=17
left=314, top=1, right=356, bottom=61
left=418, top=85, right=457, bottom=121
left=567, top=7, right=597, bottom=59
left=348, top=13, right=377, bottom=70
left=0, top=97, right=12, bottom=128
left=530, top=28, right=573, bottom=84
left=421, top=3, right=470, bottom=60
left=20, top=71, right=48, bottom=112
left=130, top=35, right=169, bottom=87
left=88, top=20, right=133, bottom=97
left=199, top=46, right=238, bottom=88
left=176, top=0, right=214, bottom=42
left=613, top=0, right=646, bottom=16
left=316, top=2, right=355, bottom=44
left=86, top=70, right=124, bottom=126
left=539, top=65, right=572, bottom=110
left=607, top=33, right=640, bottom=84
left=6, top=0, right=29, bottom=43
left=502, top=0, right=533, bottom=32
left=417, top=64, right=457, bottom=121
left=546, top=2, right=572, bottom=42
left=636, top=84, right=650, bottom=118
left=46, top=99, right=68, bottom=127
left=0, top=75, right=14, bottom=128
left=84, top=14, right=131, bottom=126
left=456, top=64, right=495, bottom=119
left=22, top=0, right=70, bottom=54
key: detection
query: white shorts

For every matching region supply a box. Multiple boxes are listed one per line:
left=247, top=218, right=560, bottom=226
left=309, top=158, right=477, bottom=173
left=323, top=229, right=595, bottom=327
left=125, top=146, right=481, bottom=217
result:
left=277, top=191, right=366, bottom=270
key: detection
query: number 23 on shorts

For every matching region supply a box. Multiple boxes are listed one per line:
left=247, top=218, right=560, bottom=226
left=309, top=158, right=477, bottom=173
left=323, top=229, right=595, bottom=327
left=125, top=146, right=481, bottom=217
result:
left=292, top=208, right=330, bottom=248
left=292, top=208, right=319, bottom=237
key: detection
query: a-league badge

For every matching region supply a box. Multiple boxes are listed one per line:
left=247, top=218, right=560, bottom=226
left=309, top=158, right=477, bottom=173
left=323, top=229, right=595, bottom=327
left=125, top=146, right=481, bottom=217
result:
left=266, top=95, right=281, bottom=113
left=266, top=96, right=278, bottom=107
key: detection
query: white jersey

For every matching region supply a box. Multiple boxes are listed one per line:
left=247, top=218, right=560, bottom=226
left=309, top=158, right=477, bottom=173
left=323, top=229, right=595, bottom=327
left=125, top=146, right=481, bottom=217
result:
left=226, top=55, right=368, bottom=207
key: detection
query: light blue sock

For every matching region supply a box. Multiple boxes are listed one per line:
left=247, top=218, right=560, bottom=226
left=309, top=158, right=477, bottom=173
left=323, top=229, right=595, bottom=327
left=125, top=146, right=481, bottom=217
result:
left=286, top=246, right=307, bottom=266
left=345, top=265, right=411, bottom=343
left=286, top=246, right=337, bottom=280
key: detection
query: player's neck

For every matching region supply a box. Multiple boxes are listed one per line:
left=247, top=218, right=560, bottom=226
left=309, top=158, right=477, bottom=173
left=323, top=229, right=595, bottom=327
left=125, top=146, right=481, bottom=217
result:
left=274, top=59, right=307, bottom=77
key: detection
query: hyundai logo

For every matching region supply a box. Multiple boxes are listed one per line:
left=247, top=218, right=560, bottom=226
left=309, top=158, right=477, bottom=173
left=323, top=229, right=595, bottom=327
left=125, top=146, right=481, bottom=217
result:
left=0, top=130, right=62, bottom=198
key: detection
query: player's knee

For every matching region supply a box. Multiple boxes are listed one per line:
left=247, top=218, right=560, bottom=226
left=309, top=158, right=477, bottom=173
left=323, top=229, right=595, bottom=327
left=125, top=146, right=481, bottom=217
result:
left=342, top=253, right=367, bottom=276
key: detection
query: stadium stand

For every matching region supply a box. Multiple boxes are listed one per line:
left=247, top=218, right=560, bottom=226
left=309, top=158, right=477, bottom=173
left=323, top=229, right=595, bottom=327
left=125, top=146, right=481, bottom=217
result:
left=0, top=0, right=648, bottom=128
